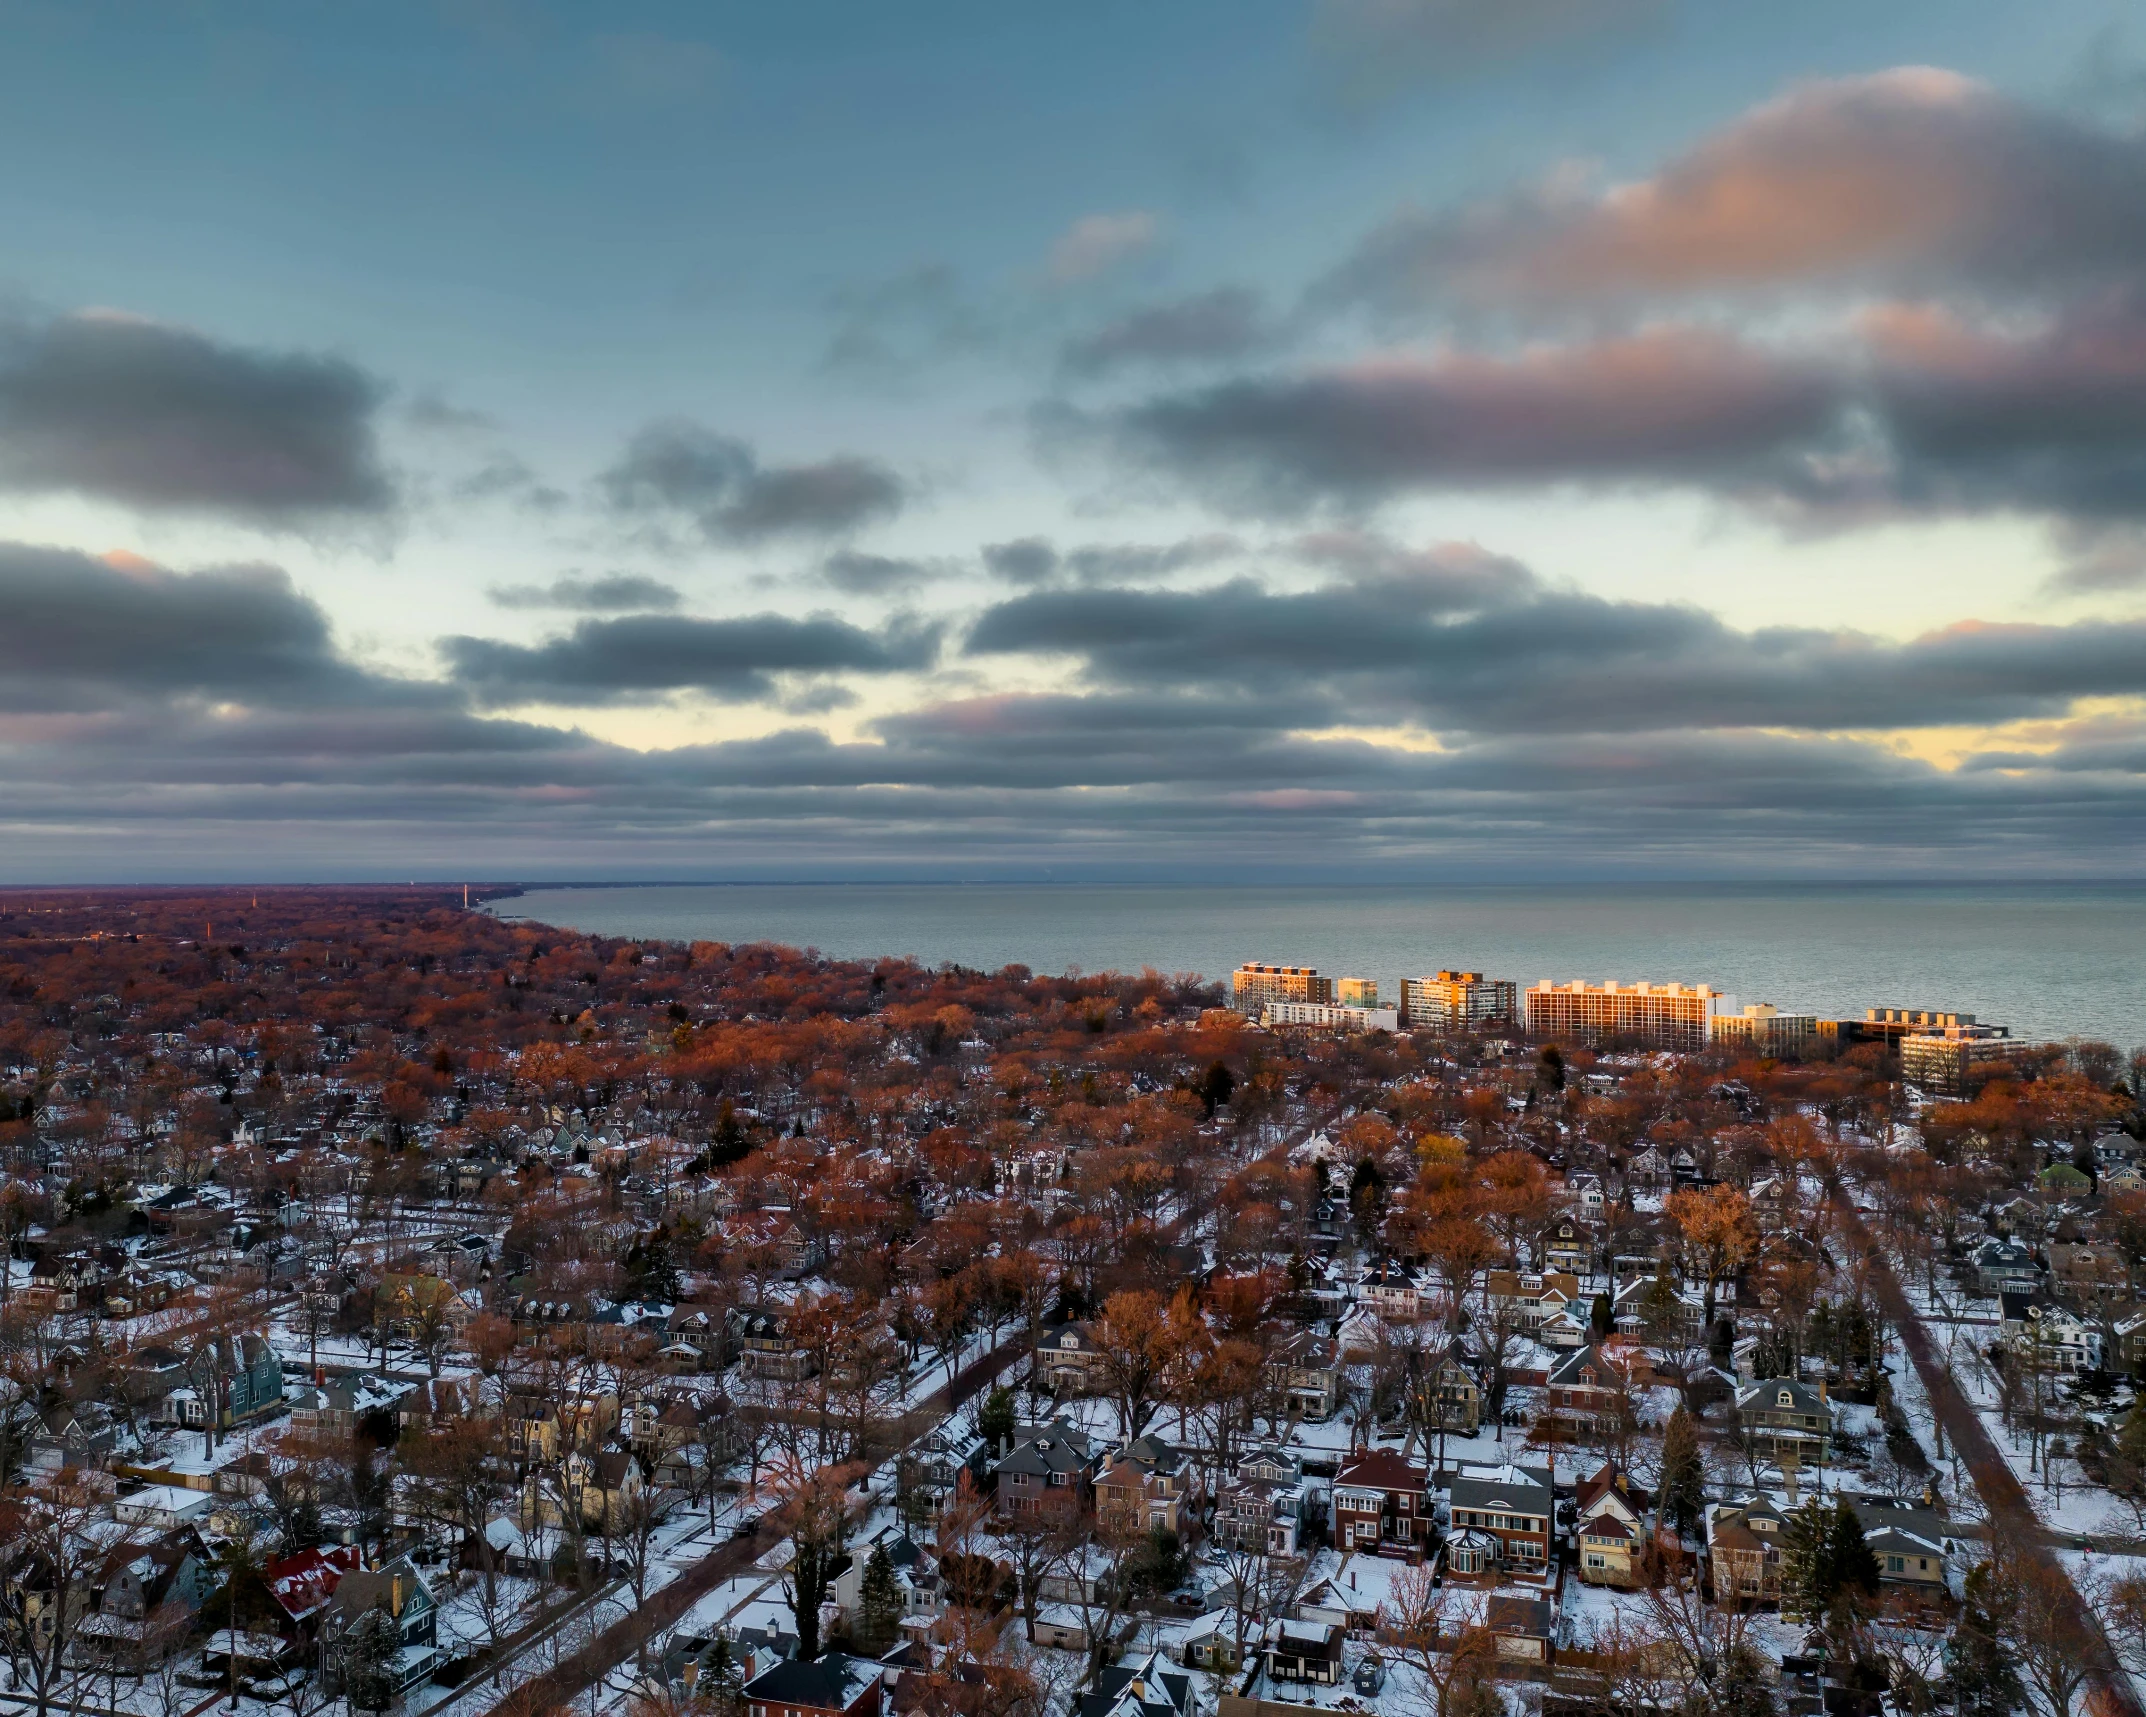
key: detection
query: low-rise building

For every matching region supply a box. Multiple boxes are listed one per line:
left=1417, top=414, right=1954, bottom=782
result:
left=1331, top=1448, right=1430, bottom=1558
left=1441, top=1461, right=1553, bottom=1585
left=1573, top=1462, right=1653, bottom=1589
left=1706, top=1499, right=1788, bottom=1604
left=1734, top=1377, right=1831, bottom=1466
left=744, top=1652, right=884, bottom=1717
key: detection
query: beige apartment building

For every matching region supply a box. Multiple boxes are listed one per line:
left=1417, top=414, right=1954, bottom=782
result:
left=1523, top=980, right=1733, bottom=1050
left=1232, top=963, right=1331, bottom=1014
left=1336, top=977, right=1379, bottom=1008
left=1710, top=1003, right=1817, bottom=1053
left=1900, top=1023, right=2033, bottom=1096
left=1398, top=971, right=1517, bottom=1030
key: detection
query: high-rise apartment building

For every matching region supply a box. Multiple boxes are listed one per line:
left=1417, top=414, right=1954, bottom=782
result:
left=1337, top=977, right=1380, bottom=1009
left=1522, top=981, right=1734, bottom=1050
left=1710, top=1004, right=1816, bottom=1052
left=1263, top=1001, right=1400, bottom=1033
left=1232, top=963, right=1331, bottom=1015
left=1399, top=971, right=1517, bottom=1030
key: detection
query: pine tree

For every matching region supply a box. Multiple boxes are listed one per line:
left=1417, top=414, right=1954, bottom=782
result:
left=1827, top=1497, right=1881, bottom=1605
left=1660, top=1404, right=1704, bottom=1535
left=341, top=1606, right=401, bottom=1712
left=1944, top=1563, right=2025, bottom=1717
left=978, top=1384, right=1016, bottom=1451
left=1591, top=1291, right=1612, bottom=1338
left=1782, top=1500, right=1834, bottom=1619
left=858, top=1542, right=902, bottom=1652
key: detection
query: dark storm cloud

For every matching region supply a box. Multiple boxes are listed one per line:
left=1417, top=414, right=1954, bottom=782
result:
left=1097, top=329, right=1843, bottom=512
left=967, top=572, right=2146, bottom=736
left=0, top=541, right=423, bottom=712
left=980, top=533, right=1244, bottom=585
left=1059, top=288, right=1274, bottom=377
left=0, top=312, right=394, bottom=522
left=601, top=419, right=906, bottom=542
left=488, top=574, right=683, bottom=612
left=442, top=611, right=941, bottom=706
left=1324, top=69, right=2146, bottom=322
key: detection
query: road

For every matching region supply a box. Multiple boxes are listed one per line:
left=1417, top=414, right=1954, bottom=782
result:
left=476, top=1323, right=1036, bottom=1717
left=1832, top=1188, right=2143, bottom=1717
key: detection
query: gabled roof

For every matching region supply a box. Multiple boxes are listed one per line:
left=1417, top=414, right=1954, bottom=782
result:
left=1446, top=1461, right=1552, bottom=1514
left=1334, top=1448, right=1427, bottom=1494
left=744, top=1652, right=881, bottom=1712
left=1736, top=1376, right=1827, bottom=1415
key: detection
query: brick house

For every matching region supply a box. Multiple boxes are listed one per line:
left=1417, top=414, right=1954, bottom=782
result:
left=1541, top=1344, right=1634, bottom=1431
left=1331, top=1448, right=1429, bottom=1557
left=1441, top=1462, right=1553, bottom=1585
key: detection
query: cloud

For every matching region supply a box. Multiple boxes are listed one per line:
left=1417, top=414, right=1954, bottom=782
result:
left=819, top=550, right=939, bottom=596
left=980, top=533, right=1244, bottom=585
left=487, top=574, right=682, bottom=612
left=1098, top=328, right=1842, bottom=512
left=966, top=567, right=2146, bottom=737
left=442, top=611, right=942, bottom=706
left=1047, top=212, right=1162, bottom=284
left=1325, top=69, right=2146, bottom=320
left=601, top=419, right=907, bottom=542
left=0, top=541, right=417, bottom=713
left=0, top=310, right=394, bottom=523
left=1313, top=0, right=1668, bottom=108
left=1059, top=287, right=1274, bottom=377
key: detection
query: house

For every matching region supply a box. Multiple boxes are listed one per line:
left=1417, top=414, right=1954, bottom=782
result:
left=1573, top=1462, right=1654, bottom=1589
left=1214, top=1447, right=1308, bottom=1556
left=1735, top=1377, right=1831, bottom=1465
left=1541, top=1345, right=1633, bottom=1431
left=113, top=1486, right=215, bottom=1532
left=1427, top=1342, right=1480, bottom=1436
left=833, top=1529, right=939, bottom=1630
left=375, top=1272, right=475, bottom=1342
left=71, top=1534, right=209, bottom=1671
left=634, top=1392, right=735, bottom=1488
left=503, top=1388, right=619, bottom=1462
left=994, top=1421, right=1094, bottom=1520
left=265, top=1544, right=363, bottom=1637
left=1999, top=1294, right=2096, bottom=1373
left=325, top=1555, right=441, bottom=1697
left=1096, top=1436, right=1198, bottom=1534
left=1706, top=1498, right=1788, bottom=1603
left=1973, top=1238, right=2040, bottom=1297
left=1331, top=1448, right=1430, bottom=1558
left=1261, top=1618, right=1344, bottom=1685
left=288, top=1373, right=410, bottom=1441
left=738, top=1308, right=815, bottom=1382
left=2048, top=1242, right=2130, bottom=1309
left=1628, top=1147, right=1670, bottom=1189
left=908, top=1424, right=991, bottom=1508
left=1542, top=1218, right=1593, bottom=1277
left=1077, top=1649, right=1195, bottom=1717
left=28, top=1401, right=119, bottom=1475
left=1096, top=1455, right=1181, bottom=1536
left=2112, top=1306, right=2146, bottom=1377
left=1359, top=1262, right=1424, bottom=1322
left=1037, top=1322, right=1103, bottom=1394
left=1265, top=1331, right=1342, bottom=1421
left=163, top=1333, right=285, bottom=1431
left=744, top=1651, right=884, bottom=1717
left=525, top=1448, right=650, bottom=1533
left=1851, top=1499, right=1955, bottom=1606
left=1441, top=1462, right=1553, bottom=1585
left=1485, top=1270, right=1583, bottom=1334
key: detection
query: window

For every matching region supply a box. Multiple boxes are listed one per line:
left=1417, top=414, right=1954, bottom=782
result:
left=1585, top=1554, right=1607, bottom=1569
left=1887, top=1556, right=1904, bottom=1573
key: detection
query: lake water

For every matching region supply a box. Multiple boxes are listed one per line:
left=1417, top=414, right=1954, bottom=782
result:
left=492, top=881, right=2146, bottom=1046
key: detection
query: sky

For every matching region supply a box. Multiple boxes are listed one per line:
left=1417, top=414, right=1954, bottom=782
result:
left=5, top=0, right=2146, bottom=880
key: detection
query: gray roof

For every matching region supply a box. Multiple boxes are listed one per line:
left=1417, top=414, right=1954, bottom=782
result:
left=1446, top=1462, right=1552, bottom=1514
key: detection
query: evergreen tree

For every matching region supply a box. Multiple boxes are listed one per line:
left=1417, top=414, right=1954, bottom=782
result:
left=1826, top=1497, right=1881, bottom=1605
left=1944, top=1563, right=2025, bottom=1717
left=978, top=1384, right=1017, bottom=1451
left=1660, top=1404, right=1704, bottom=1534
left=858, top=1542, right=903, bottom=1652
left=1591, top=1291, right=1613, bottom=1338
left=341, top=1606, right=401, bottom=1712
left=1782, top=1500, right=1833, bottom=1619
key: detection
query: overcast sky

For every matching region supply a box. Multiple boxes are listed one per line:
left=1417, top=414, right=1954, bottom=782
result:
left=4, top=0, right=2146, bottom=879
